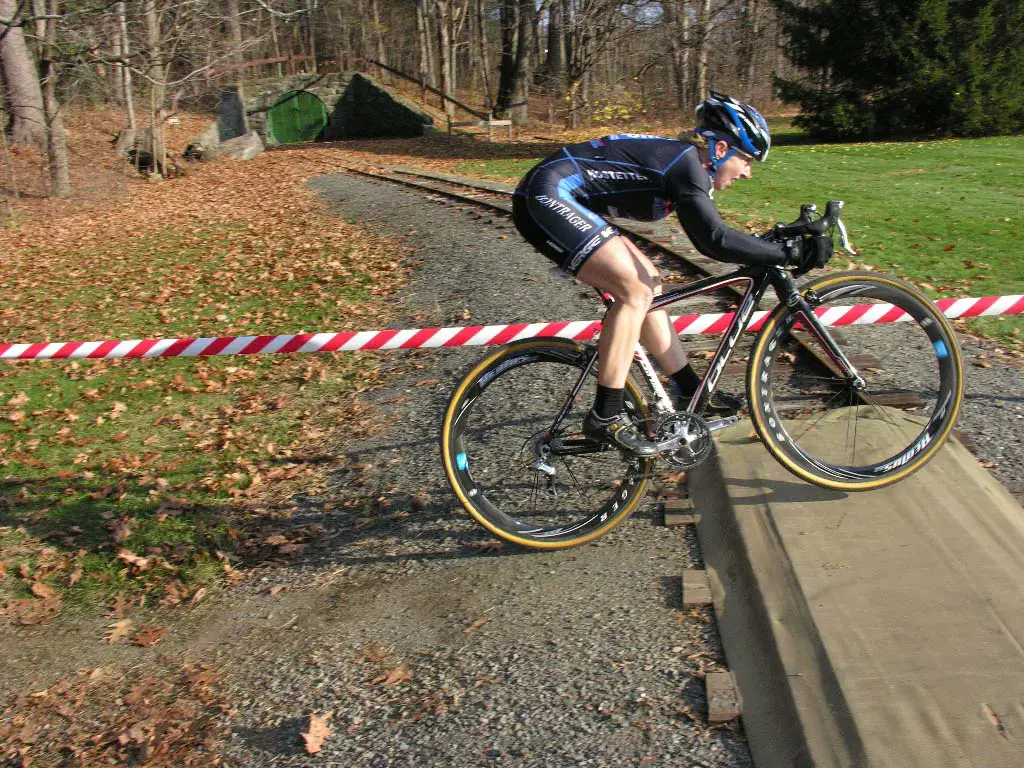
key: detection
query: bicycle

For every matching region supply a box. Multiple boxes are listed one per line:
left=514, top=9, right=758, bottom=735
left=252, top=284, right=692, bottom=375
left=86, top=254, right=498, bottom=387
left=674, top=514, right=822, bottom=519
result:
left=441, top=201, right=965, bottom=549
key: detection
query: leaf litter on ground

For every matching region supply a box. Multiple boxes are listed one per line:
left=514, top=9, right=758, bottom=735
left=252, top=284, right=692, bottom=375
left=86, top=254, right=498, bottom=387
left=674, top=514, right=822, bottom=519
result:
left=0, top=110, right=414, bottom=622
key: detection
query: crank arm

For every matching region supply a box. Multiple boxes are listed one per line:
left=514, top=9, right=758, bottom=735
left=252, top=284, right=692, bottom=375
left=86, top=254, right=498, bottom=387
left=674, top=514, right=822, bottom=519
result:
left=703, top=415, right=740, bottom=432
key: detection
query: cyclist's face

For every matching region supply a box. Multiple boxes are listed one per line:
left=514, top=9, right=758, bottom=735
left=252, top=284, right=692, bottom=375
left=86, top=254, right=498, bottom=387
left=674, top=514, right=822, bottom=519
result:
left=712, top=142, right=753, bottom=190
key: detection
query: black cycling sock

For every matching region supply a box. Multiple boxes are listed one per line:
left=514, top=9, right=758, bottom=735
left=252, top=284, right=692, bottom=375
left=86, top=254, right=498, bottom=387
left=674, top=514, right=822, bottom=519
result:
left=670, top=364, right=703, bottom=399
left=593, top=385, right=625, bottom=420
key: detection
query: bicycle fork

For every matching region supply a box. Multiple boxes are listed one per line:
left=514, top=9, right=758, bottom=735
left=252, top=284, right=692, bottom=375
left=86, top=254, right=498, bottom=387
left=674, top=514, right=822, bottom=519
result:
left=774, top=272, right=867, bottom=391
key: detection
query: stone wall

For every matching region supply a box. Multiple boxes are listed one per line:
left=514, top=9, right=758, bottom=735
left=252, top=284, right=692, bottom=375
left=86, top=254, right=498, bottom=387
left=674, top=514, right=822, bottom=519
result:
left=218, top=72, right=433, bottom=146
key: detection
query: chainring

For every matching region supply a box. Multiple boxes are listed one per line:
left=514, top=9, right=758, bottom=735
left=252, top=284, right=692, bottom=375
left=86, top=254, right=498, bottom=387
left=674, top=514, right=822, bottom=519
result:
left=656, top=412, right=713, bottom=469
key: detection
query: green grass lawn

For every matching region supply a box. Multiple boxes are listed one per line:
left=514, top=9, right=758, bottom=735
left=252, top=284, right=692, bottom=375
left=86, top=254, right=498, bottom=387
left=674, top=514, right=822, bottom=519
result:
left=455, top=132, right=1024, bottom=349
left=0, top=155, right=408, bottom=619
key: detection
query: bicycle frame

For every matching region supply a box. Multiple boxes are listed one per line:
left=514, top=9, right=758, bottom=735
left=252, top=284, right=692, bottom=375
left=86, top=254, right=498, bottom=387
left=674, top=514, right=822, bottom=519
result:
left=550, top=263, right=866, bottom=446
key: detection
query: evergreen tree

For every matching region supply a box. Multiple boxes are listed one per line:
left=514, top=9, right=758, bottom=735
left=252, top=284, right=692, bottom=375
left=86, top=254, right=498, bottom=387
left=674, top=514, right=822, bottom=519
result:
left=773, top=0, right=1024, bottom=139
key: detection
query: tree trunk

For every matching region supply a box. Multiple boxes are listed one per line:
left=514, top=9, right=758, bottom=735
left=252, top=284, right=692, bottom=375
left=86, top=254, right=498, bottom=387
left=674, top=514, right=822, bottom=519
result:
left=544, top=0, right=565, bottom=94
left=1, top=120, right=18, bottom=211
left=416, top=0, right=432, bottom=100
left=469, top=0, right=492, bottom=108
left=496, top=0, right=532, bottom=123
left=306, top=0, right=317, bottom=73
left=41, top=0, right=69, bottom=197
left=0, top=0, right=46, bottom=147
left=664, top=0, right=688, bottom=110
left=510, top=0, right=532, bottom=124
left=742, top=0, right=760, bottom=101
left=143, top=0, right=166, bottom=176
left=694, top=0, right=711, bottom=105
left=434, top=0, right=455, bottom=117
left=496, top=0, right=516, bottom=112
left=225, top=0, right=244, bottom=73
left=269, top=6, right=283, bottom=77
left=371, top=0, right=388, bottom=82
left=116, top=1, right=136, bottom=130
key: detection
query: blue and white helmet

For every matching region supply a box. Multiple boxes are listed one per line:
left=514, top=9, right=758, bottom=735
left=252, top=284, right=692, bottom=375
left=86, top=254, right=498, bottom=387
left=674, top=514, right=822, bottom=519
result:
left=696, top=91, right=771, bottom=165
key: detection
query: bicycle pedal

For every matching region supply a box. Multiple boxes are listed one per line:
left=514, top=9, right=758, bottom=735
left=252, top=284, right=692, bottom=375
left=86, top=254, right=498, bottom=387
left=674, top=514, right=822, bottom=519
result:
left=704, top=416, right=740, bottom=432
left=530, top=458, right=557, bottom=476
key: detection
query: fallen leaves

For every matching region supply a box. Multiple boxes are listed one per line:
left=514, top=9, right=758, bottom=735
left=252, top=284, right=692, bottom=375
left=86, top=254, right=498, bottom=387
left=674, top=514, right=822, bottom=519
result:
left=103, top=618, right=169, bottom=646
left=29, top=581, right=54, bottom=599
left=372, top=663, right=414, bottom=686
left=0, top=117, right=412, bottom=619
left=301, top=712, right=334, bottom=754
left=105, top=618, right=135, bottom=644
left=132, top=624, right=169, bottom=647
left=0, top=657, right=227, bottom=766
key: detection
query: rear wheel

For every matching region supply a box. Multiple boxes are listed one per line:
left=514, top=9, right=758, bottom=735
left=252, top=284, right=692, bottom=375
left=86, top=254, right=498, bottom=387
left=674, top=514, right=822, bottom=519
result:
left=748, top=271, right=964, bottom=490
left=441, top=338, right=653, bottom=549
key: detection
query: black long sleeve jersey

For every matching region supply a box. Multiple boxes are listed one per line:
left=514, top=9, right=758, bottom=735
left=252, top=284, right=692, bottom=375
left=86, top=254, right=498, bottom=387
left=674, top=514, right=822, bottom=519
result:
left=511, top=133, right=786, bottom=275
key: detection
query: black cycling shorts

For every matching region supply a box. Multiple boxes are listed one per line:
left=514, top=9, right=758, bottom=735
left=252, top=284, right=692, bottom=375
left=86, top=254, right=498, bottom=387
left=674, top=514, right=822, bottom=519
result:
left=512, top=192, right=619, bottom=276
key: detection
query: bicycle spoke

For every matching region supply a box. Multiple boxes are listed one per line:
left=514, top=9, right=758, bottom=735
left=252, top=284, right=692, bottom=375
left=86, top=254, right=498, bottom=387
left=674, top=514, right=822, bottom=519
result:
left=751, top=273, right=962, bottom=488
left=443, top=341, right=651, bottom=547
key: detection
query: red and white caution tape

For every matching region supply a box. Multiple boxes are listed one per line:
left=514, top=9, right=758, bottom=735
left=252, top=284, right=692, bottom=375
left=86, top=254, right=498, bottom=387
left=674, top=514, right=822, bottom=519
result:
left=1, top=295, right=1021, bottom=361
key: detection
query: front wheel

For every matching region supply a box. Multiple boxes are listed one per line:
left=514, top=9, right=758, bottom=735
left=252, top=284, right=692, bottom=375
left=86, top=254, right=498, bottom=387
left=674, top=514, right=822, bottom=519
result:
left=748, top=271, right=964, bottom=491
left=441, top=338, right=653, bottom=549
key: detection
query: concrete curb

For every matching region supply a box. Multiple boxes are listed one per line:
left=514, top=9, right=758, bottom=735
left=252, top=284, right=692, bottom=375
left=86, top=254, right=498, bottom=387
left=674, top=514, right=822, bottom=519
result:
left=689, top=440, right=866, bottom=768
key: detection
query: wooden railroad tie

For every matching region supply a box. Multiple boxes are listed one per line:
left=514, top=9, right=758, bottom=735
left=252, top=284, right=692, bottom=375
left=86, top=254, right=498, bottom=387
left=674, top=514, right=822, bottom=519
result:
left=681, top=569, right=713, bottom=607
left=705, top=670, right=742, bottom=723
left=663, top=497, right=701, bottom=528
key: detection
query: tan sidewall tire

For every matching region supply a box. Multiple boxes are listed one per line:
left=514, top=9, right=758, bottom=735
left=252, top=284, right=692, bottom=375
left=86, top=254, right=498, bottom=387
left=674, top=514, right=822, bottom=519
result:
left=747, top=272, right=964, bottom=491
left=441, top=338, right=652, bottom=549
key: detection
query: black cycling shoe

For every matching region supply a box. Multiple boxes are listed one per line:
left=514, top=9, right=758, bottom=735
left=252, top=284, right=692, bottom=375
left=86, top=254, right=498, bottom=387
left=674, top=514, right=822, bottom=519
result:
left=706, top=390, right=746, bottom=416
left=582, top=410, right=660, bottom=458
left=680, top=390, right=746, bottom=417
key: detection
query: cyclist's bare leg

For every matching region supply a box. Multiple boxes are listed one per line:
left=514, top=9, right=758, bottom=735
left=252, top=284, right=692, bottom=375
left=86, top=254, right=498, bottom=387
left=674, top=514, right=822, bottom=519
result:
left=577, top=236, right=655, bottom=387
left=620, top=238, right=688, bottom=375
left=577, top=236, right=688, bottom=387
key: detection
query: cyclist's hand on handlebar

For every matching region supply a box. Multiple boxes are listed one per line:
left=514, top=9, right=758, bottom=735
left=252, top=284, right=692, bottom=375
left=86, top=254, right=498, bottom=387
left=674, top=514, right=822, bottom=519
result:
left=784, top=234, right=833, bottom=274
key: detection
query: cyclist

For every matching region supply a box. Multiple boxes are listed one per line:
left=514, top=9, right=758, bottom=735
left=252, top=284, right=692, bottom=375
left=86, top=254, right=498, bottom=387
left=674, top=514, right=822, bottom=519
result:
left=512, top=91, right=828, bottom=456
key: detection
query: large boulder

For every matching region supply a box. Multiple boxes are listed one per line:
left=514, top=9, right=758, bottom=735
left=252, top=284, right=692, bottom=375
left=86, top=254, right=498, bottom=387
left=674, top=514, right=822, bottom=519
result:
left=210, top=130, right=264, bottom=160
left=183, top=121, right=220, bottom=161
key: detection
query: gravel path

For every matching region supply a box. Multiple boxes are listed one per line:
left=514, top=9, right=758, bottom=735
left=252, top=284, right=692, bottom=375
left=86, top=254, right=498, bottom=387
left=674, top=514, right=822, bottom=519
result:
left=205, top=172, right=754, bottom=767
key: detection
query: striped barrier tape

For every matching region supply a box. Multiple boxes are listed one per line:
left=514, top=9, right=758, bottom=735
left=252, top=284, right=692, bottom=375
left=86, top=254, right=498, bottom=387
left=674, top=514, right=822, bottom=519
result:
left=1, top=295, right=1021, bottom=362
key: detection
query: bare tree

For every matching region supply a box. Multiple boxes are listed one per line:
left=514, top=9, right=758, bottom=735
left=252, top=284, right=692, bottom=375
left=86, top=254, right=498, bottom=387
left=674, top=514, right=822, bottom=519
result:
left=739, top=0, right=759, bottom=101
left=115, top=0, right=136, bottom=129
left=495, top=0, right=532, bottom=124
left=39, top=0, right=68, bottom=195
left=468, top=0, right=492, bottom=107
left=542, top=0, right=566, bottom=95
left=0, top=0, right=46, bottom=146
left=431, top=0, right=460, bottom=117
left=563, top=0, right=621, bottom=128
left=663, top=0, right=689, bottom=109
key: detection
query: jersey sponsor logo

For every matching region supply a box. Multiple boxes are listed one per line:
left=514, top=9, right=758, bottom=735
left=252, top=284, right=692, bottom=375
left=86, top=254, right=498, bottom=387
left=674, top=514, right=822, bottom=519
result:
left=567, top=226, right=616, bottom=272
left=584, top=168, right=651, bottom=183
left=607, top=133, right=661, bottom=141
left=534, top=195, right=594, bottom=233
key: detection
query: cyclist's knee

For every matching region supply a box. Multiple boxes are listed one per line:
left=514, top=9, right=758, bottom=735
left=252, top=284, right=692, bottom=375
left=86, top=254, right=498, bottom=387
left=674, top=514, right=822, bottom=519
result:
left=618, top=278, right=655, bottom=310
